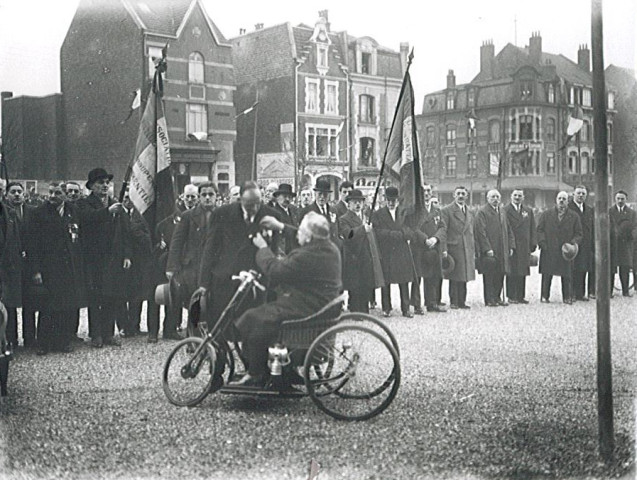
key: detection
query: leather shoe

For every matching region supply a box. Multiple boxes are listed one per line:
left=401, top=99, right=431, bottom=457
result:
left=414, top=308, right=425, bottom=315
left=496, top=300, right=509, bottom=307
left=402, top=311, right=414, bottom=318
left=519, top=299, right=529, bottom=304
left=91, top=336, right=103, bottom=348
left=147, top=335, right=158, bottom=344
left=228, top=373, right=266, bottom=388
left=459, top=304, right=471, bottom=309
left=382, top=310, right=392, bottom=318
left=486, top=302, right=498, bottom=307
left=427, top=306, right=446, bottom=313
left=541, top=297, right=550, bottom=303
left=575, top=296, right=588, bottom=302
left=508, top=299, right=520, bottom=304
left=622, top=292, right=633, bottom=298
left=588, top=294, right=596, bottom=300
left=438, top=302, right=447, bottom=307
left=450, top=304, right=459, bottom=310
left=563, top=298, right=573, bottom=305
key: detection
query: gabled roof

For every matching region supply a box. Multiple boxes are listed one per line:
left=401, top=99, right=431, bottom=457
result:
left=292, top=24, right=346, bottom=65
left=121, top=0, right=228, bottom=44
left=472, top=43, right=592, bottom=86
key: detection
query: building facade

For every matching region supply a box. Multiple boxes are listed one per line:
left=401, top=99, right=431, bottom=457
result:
left=61, top=0, right=235, bottom=193
left=418, top=33, right=616, bottom=208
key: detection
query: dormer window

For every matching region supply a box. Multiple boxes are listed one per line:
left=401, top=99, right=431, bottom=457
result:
left=446, top=93, right=455, bottom=110
left=361, top=53, right=371, bottom=74
left=548, top=84, right=555, bottom=103
left=520, top=80, right=533, bottom=100
left=467, top=89, right=475, bottom=107
left=317, top=44, right=329, bottom=75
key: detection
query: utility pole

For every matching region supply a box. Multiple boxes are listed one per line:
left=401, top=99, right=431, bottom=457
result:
left=591, top=0, right=614, bottom=463
left=251, top=88, right=259, bottom=181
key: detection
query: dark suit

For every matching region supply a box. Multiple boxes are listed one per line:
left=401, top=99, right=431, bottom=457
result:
left=568, top=200, right=595, bottom=298
left=199, top=202, right=281, bottom=325
left=333, top=200, right=348, bottom=219
left=236, top=239, right=342, bottom=375
left=609, top=205, right=637, bottom=294
left=406, top=204, right=447, bottom=310
left=505, top=203, right=537, bottom=302
left=474, top=205, right=515, bottom=305
left=273, top=203, right=300, bottom=254
left=300, top=202, right=341, bottom=248
left=441, top=202, right=475, bottom=307
left=371, top=206, right=414, bottom=314
left=537, top=207, right=583, bottom=301
left=0, top=203, right=23, bottom=347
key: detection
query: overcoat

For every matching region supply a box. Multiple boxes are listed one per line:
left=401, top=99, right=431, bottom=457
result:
left=0, top=203, right=22, bottom=308
left=474, top=205, right=516, bottom=274
left=371, top=206, right=415, bottom=284
left=405, top=205, right=447, bottom=279
left=127, top=208, right=160, bottom=301
left=440, top=202, right=475, bottom=282
left=609, top=205, right=637, bottom=268
left=568, top=200, right=594, bottom=272
left=27, top=202, right=86, bottom=311
left=504, top=203, right=537, bottom=276
left=273, top=203, right=300, bottom=254
left=338, top=210, right=376, bottom=292
left=155, top=211, right=181, bottom=271
left=332, top=200, right=348, bottom=219
left=300, top=202, right=341, bottom=248
left=537, top=207, right=583, bottom=276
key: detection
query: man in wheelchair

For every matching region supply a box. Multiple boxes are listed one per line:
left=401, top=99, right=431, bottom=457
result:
left=229, top=212, right=342, bottom=388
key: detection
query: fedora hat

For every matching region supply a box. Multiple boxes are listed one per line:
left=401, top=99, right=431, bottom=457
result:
left=313, top=179, right=333, bottom=193
left=154, top=277, right=180, bottom=306
left=529, top=253, right=539, bottom=267
left=273, top=183, right=296, bottom=197
left=561, top=242, right=579, bottom=261
left=86, top=168, right=114, bottom=189
left=442, top=254, right=456, bottom=276
left=345, top=189, right=366, bottom=202
left=385, top=186, right=399, bottom=199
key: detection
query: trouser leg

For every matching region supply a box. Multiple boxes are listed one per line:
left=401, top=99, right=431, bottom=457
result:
left=541, top=274, right=552, bottom=299
left=129, top=301, right=143, bottom=333
left=457, top=282, right=467, bottom=306
left=506, top=275, right=517, bottom=301
left=410, top=278, right=422, bottom=309
left=146, top=299, right=159, bottom=335
left=482, top=274, right=491, bottom=304
left=398, top=283, right=410, bottom=313
left=381, top=286, right=392, bottom=313
left=5, top=308, right=17, bottom=347
left=436, top=279, right=443, bottom=304
left=572, top=271, right=585, bottom=298
left=449, top=281, right=458, bottom=306
left=619, top=266, right=630, bottom=294
left=588, top=270, right=596, bottom=296
left=561, top=274, right=572, bottom=301
left=37, top=312, right=54, bottom=351
left=494, top=273, right=504, bottom=301
left=88, top=306, right=100, bottom=340
left=423, top=278, right=437, bottom=308
left=22, top=308, right=36, bottom=347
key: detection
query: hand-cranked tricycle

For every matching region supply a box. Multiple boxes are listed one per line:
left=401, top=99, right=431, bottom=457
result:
left=162, top=270, right=400, bottom=421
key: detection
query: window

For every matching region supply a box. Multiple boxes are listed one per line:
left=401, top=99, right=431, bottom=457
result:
left=489, top=153, right=500, bottom=175
left=568, top=151, right=579, bottom=174
left=361, top=52, right=371, bottom=74
left=582, top=88, right=591, bottom=107
left=467, top=89, right=475, bottom=106
left=510, top=117, right=517, bottom=141
left=426, top=126, right=436, bottom=147
left=187, top=103, right=207, bottom=134
left=467, top=154, right=478, bottom=176
left=325, top=81, right=338, bottom=115
left=520, top=80, right=533, bottom=100
left=546, top=152, right=556, bottom=174
left=548, top=84, right=555, bottom=103
left=489, top=120, right=500, bottom=144
left=519, top=115, right=534, bottom=140
left=317, top=45, right=328, bottom=69
left=446, top=93, right=455, bottom=110
left=445, top=156, right=457, bottom=177
left=608, top=92, right=615, bottom=109
left=581, top=120, right=590, bottom=142
left=148, top=46, right=164, bottom=76
left=607, top=123, right=613, bottom=143
left=547, top=118, right=556, bottom=142
left=305, top=78, right=319, bottom=113
left=360, top=137, right=375, bottom=166
left=188, top=52, right=204, bottom=84
left=581, top=152, right=589, bottom=174
left=307, top=125, right=338, bottom=159
left=359, top=94, right=375, bottom=123
left=446, top=125, right=456, bottom=146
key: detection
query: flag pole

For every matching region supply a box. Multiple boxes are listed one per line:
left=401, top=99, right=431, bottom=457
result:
left=370, top=49, right=415, bottom=221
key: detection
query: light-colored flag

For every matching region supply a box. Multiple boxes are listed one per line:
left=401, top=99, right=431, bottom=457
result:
left=566, top=106, right=584, bottom=136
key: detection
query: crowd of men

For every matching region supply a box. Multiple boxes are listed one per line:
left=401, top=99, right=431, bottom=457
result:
left=1, top=169, right=636, bottom=359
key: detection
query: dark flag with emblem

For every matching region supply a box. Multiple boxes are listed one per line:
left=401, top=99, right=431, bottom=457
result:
left=125, top=44, right=175, bottom=239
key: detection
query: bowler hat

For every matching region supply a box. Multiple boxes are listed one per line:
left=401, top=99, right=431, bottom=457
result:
left=442, top=254, right=456, bottom=276
left=154, top=277, right=180, bottom=306
left=561, top=243, right=579, bottom=261
left=86, top=168, right=114, bottom=189
left=529, top=253, right=539, bottom=267
left=273, top=183, right=296, bottom=197
left=385, top=187, right=399, bottom=199
left=345, top=189, right=366, bottom=202
left=313, top=179, right=333, bottom=193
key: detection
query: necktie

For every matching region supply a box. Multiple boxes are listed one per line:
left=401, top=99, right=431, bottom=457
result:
left=58, top=205, right=64, bottom=217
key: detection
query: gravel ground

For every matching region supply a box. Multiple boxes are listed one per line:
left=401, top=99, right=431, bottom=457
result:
left=0, top=270, right=635, bottom=480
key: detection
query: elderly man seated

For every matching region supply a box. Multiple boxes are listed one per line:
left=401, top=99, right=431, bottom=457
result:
left=230, top=212, right=342, bottom=387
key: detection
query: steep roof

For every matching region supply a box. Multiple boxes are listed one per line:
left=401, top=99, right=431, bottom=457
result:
left=605, top=64, right=637, bottom=95
left=231, top=23, right=296, bottom=84
left=291, top=24, right=347, bottom=65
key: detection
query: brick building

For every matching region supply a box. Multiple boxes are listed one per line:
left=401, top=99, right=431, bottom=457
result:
left=232, top=11, right=406, bottom=196
left=61, top=0, right=236, bottom=193
left=418, top=33, right=616, bottom=208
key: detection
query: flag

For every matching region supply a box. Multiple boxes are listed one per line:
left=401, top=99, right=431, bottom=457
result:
left=560, top=105, right=584, bottom=150
left=120, top=89, right=141, bottom=124
left=384, top=51, right=423, bottom=211
left=466, top=108, right=479, bottom=130
left=127, top=45, right=175, bottom=235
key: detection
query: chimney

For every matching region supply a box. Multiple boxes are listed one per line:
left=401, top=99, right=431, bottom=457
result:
left=399, top=42, right=410, bottom=75
left=447, top=69, right=456, bottom=89
left=529, top=31, right=542, bottom=64
left=1, top=91, right=13, bottom=102
left=480, top=40, right=494, bottom=79
left=254, top=23, right=263, bottom=31
left=239, top=28, right=246, bottom=35
left=318, top=10, right=330, bottom=31
left=578, top=44, right=590, bottom=72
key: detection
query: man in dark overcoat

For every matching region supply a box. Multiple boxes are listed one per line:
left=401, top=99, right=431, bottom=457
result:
left=371, top=187, right=415, bottom=317
left=167, top=182, right=217, bottom=336
left=339, top=189, right=378, bottom=313
left=230, top=213, right=342, bottom=387
left=406, top=184, right=447, bottom=313
left=197, top=182, right=281, bottom=326
left=272, top=183, right=300, bottom=255
left=537, top=191, right=583, bottom=304
left=0, top=198, right=22, bottom=349
left=5, top=181, right=37, bottom=348
left=441, top=186, right=475, bottom=309
left=475, top=189, right=515, bottom=307
left=505, top=188, right=537, bottom=304
left=332, top=181, right=353, bottom=219
left=568, top=185, right=595, bottom=301
left=609, top=190, right=637, bottom=297
left=27, top=182, right=87, bottom=354
left=300, top=179, right=340, bottom=247
left=76, top=168, right=130, bottom=348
